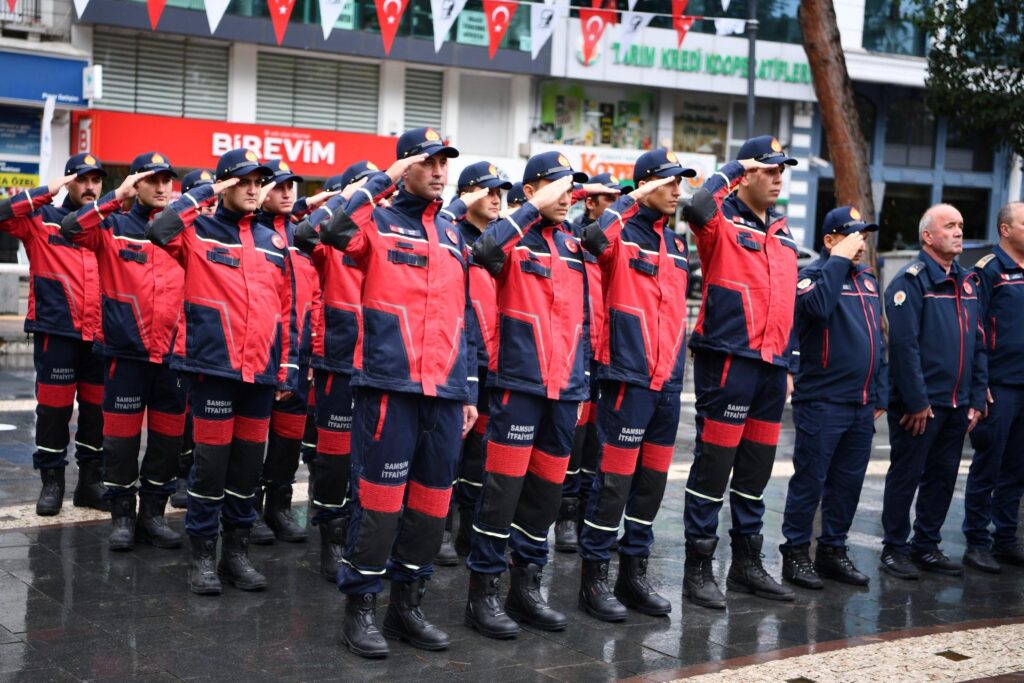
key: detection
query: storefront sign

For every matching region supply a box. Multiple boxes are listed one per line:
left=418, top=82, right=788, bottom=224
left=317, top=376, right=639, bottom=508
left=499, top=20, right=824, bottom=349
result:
left=72, top=110, right=396, bottom=176
left=611, top=42, right=812, bottom=84
left=0, top=160, right=39, bottom=188
left=0, top=106, right=41, bottom=157
left=0, top=51, right=87, bottom=106
left=530, top=142, right=717, bottom=192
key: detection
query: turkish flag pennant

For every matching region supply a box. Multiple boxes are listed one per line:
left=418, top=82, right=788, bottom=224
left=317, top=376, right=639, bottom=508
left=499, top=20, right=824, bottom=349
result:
left=592, top=0, right=617, bottom=24
left=578, top=5, right=613, bottom=66
left=375, top=0, right=409, bottom=54
left=672, top=0, right=693, bottom=47
left=268, top=0, right=296, bottom=44
left=483, top=0, right=517, bottom=59
left=146, top=0, right=166, bottom=29
left=5, top=0, right=15, bottom=12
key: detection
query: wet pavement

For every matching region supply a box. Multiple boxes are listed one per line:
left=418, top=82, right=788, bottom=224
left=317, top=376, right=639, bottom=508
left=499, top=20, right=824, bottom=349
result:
left=1, top=352, right=1024, bottom=682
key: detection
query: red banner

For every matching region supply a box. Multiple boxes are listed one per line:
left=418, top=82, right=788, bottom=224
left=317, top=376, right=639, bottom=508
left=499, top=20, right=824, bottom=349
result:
left=672, top=0, right=693, bottom=47
left=267, top=0, right=296, bottom=45
left=483, top=0, right=517, bottom=59
left=72, top=111, right=397, bottom=179
left=375, top=0, right=410, bottom=54
left=146, top=0, right=166, bottom=29
left=5, top=0, right=15, bottom=12
left=578, top=6, right=614, bottom=66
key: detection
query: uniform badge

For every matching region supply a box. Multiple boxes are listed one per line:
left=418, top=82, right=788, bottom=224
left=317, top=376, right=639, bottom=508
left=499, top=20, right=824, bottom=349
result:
left=770, top=138, right=783, bottom=152
left=557, top=154, right=570, bottom=167
left=797, top=278, right=812, bottom=290
left=864, top=279, right=875, bottom=292
left=271, top=234, right=286, bottom=249
left=200, top=170, right=212, bottom=181
left=674, top=238, right=685, bottom=252
left=564, top=239, right=579, bottom=253
left=84, top=154, right=96, bottom=165
left=850, top=207, right=862, bottom=220
left=963, top=280, right=974, bottom=295
left=425, top=128, right=441, bottom=142
left=445, top=228, right=458, bottom=243
left=366, top=161, right=378, bottom=171
left=244, top=149, right=259, bottom=162
left=488, top=164, right=497, bottom=176
left=279, top=161, right=290, bottom=172
left=610, top=175, right=619, bottom=184
left=894, top=290, right=907, bottom=307
left=151, top=153, right=165, bottom=164
left=666, top=150, right=679, bottom=163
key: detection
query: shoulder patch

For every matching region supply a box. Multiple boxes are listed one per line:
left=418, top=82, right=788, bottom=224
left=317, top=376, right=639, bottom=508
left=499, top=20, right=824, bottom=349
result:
left=797, top=277, right=813, bottom=290
left=975, top=253, right=996, bottom=269
left=893, top=290, right=907, bottom=307
left=906, top=261, right=924, bottom=277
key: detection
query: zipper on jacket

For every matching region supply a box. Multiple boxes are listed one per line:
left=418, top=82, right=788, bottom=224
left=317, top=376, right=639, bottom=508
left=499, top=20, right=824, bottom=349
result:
left=821, top=328, right=829, bottom=369
left=951, top=277, right=965, bottom=408
left=853, top=275, right=875, bottom=405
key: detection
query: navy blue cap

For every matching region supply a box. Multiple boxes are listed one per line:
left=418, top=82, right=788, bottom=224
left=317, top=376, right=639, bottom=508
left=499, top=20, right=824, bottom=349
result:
left=396, top=127, right=459, bottom=160
left=265, top=159, right=304, bottom=186
left=587, top=172, right=628, bottom=192
left=216, top=148, right=273, bottom=181
left=129, top=151, right=177, bottom=177
left=330, top=160, right=379, bottom=191
left=458, top=161, right=513, bottom=191
left=507, top=182, right=527, bottom=207
left=181, top=169, right=214, bottom=193
left=737, top=135, right=798, bottom=166
left=632, top=148, right=696, bottom=185
left=523, top=151, right=587, bottom=184
left=823, top=205, right=878, bottom=235
left=64, top=152, right=107, bottom=178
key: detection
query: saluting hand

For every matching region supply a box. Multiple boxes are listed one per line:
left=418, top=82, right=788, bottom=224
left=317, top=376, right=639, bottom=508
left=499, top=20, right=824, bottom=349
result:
left=830, top=232, right=866, bottom=261
left=461, top=188, right=490, bottom=210
left=386, top=153, right=429, bottom=183
left=528, top=175, right=574, bottom=213
left=211, top=177, right=240, bottom=195
left=341, top=177, right=368, bottom=202
left=47, top=174, right=78, bottom=196
left=115, top=170, right=155, bottom=201
left=900, top=406, right=933, bottom=437
left=628, top=175, right=676, bottom=202
left=258, top=181, right=277, bottom=206
left=305, top=189, right=340, bottom=209
left=580, top=182, right=620, bottom=196
left=738, top=158, right=777, bottom=171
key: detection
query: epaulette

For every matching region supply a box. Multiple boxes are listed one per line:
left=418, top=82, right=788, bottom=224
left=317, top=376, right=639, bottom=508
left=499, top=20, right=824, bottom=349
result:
left=975, top=253, right=996, bottom=269
left=905, top=261, right=925, bottom=277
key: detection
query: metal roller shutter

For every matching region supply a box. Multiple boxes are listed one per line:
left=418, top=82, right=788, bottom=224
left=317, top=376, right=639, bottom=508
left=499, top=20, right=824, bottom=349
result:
left=336, top=62, right=380, bottom=134
left=403, top=69, right=443, bottom=130
left=92, top=30, right=137, bottom=113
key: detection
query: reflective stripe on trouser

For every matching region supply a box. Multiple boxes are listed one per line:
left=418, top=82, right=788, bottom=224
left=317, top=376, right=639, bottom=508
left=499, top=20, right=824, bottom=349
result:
left=101, top=357, right=186, bottom=497
left=183, top=374, right=275, bottom=539
left=32, top=333, right=104, bottom=469
left=466, top=390, right=576, bottom=575
left=580, top=381, right=679, bottom=561
left=262, top=368, right=311, bottom=485
left=781, top=401, right=874, bottom=548
left=311, top=369, right=353, bottom=523
left=455, top=367, right=490, bottom=512
left=684, top=350, right=786, bottom=540
left=882, top=405, right=968, bottom=553
left=338, top=389, right=462, bottom=595
left=963, top=385, right=1024, bottom=550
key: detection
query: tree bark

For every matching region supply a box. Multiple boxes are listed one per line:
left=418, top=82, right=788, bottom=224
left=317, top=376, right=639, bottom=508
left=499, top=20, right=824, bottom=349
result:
left=799, top=0, right=877, bottom=267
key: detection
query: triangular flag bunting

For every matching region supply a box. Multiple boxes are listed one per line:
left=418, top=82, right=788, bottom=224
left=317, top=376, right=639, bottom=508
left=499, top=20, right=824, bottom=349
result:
left=375, top=0, right=409, bottom=54
left=146, top=0, right=166, bottom=29
left=204, top=0, right=231, bottom=33
left=626, top=0, right=637, bottom=10
left=721, top=0, right=731, bottom=11
left=616, top=11, right=652, bottom=51
left=592, top=0, right=617, bottom=24
left=268, top=0, right=296, bottom=44
left=671, top=0, right=691, bottom=47
left=73, top=0, right=90, bottom=17
left=483, top=0, right=517, bottom=59
left=530, top=0, right=565, bottom=60
left=319, top=0, right=351, bottom=39
left=715, top=18, right=745, bottom=35
left=5, top=0, right=15, bottom=13
left=430, top=0, right=468, bottom=52
left=578, top=5, right=614, bottom=66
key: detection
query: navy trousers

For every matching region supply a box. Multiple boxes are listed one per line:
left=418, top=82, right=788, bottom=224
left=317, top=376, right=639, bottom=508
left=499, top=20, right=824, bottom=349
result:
left=32, top=333, right=103, bottom=469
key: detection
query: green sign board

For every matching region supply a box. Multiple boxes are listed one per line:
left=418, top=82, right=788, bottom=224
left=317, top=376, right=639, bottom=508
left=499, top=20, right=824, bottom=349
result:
left=609, top=42, right=812, bottom=84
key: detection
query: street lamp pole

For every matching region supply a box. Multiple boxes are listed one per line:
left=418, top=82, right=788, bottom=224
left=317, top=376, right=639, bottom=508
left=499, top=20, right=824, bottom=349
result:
left=746, top=0, right=759, bottom=137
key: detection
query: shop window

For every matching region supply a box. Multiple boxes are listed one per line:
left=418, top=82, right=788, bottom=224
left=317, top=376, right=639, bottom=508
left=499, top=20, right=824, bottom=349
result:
left=644, top=0, right=802, bottom=45
left=813, top=178, right=837, bottom=250
left=944, top=123, right=995, bottom=173
left=404, top=69, right=444, bottom=130
left=535, top=81, right=654, bottom=150
left=877, top=182, right=932, bottom=251
left=727, top=100, right=781, bottom=159
left=674, top=95, right=729, bottom=159
left=942, top=186, right=990, bottom=242
left=820, top=95, right=875, bottom=164
left=862, top=0, right=927, bottom=57
left=884, top=98, right=935, bottom=168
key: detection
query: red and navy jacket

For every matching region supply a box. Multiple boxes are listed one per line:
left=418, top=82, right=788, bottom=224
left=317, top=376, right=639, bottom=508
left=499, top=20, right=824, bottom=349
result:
left=884, top=250, right=987, bottom=412
left=293, top=206, right=364, bottom=376
left=792, top=253, right=888, bottom=409
left=581, top=195, right=689, bottom=392
left=447, top=203, right=498, bottom=371
left=974, top=246, right=1024, bottom=387
left=315, top=173, right=477, bottom=403
left=472, top=202, right=590, bottom=401
left=60, top=193, right=184, bottom=364
left=255, top=210, right=319, bottom=373
left=0, top=186, right=101, bottom=341
left=571, top=211, right=605, bottom=368
left=147, top=184, right=293, bottom=389
left=685, top=161, right=798, bottom=369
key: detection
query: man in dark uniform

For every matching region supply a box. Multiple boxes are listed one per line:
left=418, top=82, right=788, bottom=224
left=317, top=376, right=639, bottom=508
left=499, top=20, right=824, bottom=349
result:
left=681, top=136, right=799, bottom=608
left=779, top=206, right=887, bottom=589
left=0, top=153, right=108, bottom=516
left=880, top=203, right=986, bottom=579
left=963, top=201, right=1024, bottom=572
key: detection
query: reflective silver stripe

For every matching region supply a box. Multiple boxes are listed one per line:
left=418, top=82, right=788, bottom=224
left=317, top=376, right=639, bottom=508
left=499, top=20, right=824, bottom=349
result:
left=35, top=444, right=65, bottom=453
left=583, top=519, right=618, bottom=532
left=623, top=514, right=653, bottom=526
left=301, top=442, right=317, bottom=449
left=184, top=192, right=200, bottom=209
left=714, top=171, right=731, bottom=184
left=143, top=477, right=173, bottom=487
left=565, top=468, right=580, bottom=476
left=510, top=523, right=545, bottom=542
left=103, top=480, right=136, bottom=489
left=729, top=488, right=763, bottom=501
left=322, top=205, right=334, bottom=218
left=224, top=488, right=255, bottom=500
left=580, top=468, right=597, bottom=475
left=281, top=363, right=299, bottom=369
left=312, top=497, right=346, bottom=509
left=341, top=557, right=387, bottom=575
left=357, top=188, right=374, bottom=204
left=187, top=490, right=224, bottom=501
left=605, top=208, right=624, bottom=225
left=399, top=561, right=421, bottom=571
left=457, top=478, right=482, bottom=488
left=74, top=441, right=102, bottom=452
left=180, top=449, right=194, bottom=456
left=440, top=209, right=457, bottom=221
left=472, top=524, right=509, bottom=539
left=507, top=215, right=523, bottom=238
left=685, top=487, right=724, bottom=503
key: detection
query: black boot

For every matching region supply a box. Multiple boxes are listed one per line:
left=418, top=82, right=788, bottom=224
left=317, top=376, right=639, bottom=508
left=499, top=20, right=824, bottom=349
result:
left=188, top=535, right=222, bottom=595
left=816, top=545, right=870, bottom=585
left=781, top=544, right=824, bottom=589
left=250, top=487, right=276, bottom=545
left=264, top=484, right=308, bottom=543
left=36, top=467, right=65, bottom=516
left=73, top=459, right=110, bottom=511
left=342, top=593, right=389, bottom=659
left=382, top=579, right=450, bottom=650
left=465, top=571, right=519, bottom=639
left=454, top=507, right=472, bottom=557
left=217, top=527, right=267, bottom=591
left=435, top=506, right=459, bottom=567
left=684, top=538, right=725, bottom=609
left=727, top=534, right=794, bottom=601
left=108, top=495, right=137, bottom=551
left=169, top=478, right=188, bottom=510
left=505, top=563, right=568, bottom=631
left=554, top=497, right=579, bottom=553
left=614, top=554, right=671, bottom=616
left=578, top=559, right=627, bottom=622
left=136, top=493, right=182, bottom=549
left=319, top=515, right=347, bottom=583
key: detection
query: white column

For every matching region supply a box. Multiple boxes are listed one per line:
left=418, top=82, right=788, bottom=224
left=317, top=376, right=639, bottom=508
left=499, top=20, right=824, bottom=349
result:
left=656, top=92, right=674, bottom=149
left=378, top=61, right=407, bottom=137
left=1009, top=154, right=1023, bottom=202
left=510, top=75, right=532, bottom=158
left=227, top=43, right=258, bottom=123
left=443, top=69, right=460, bottom=142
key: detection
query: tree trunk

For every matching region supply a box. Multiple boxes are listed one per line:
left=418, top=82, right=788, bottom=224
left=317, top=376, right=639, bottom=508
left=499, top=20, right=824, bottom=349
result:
left=798, top=0, right=877, bottom=269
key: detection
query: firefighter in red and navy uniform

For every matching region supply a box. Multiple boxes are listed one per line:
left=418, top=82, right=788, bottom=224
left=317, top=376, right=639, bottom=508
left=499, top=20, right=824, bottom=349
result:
left=148, top=148, right=293, bottom=596
left=462, top=152, right=589, bottom=640
left=556, top=172, right=622, bottom=553
left=575, top=150, right=693, bottom=621
left=170, top=169, right=215, bottom=512
left=0, top=154, right=109, bottom=516
left=312, top=129, right=478, bottom=658
left=61, top=152, right=187, bottom=552
left=681, top=136, right=800, bottom=607
left=293, top=161, right=376, bottom=582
